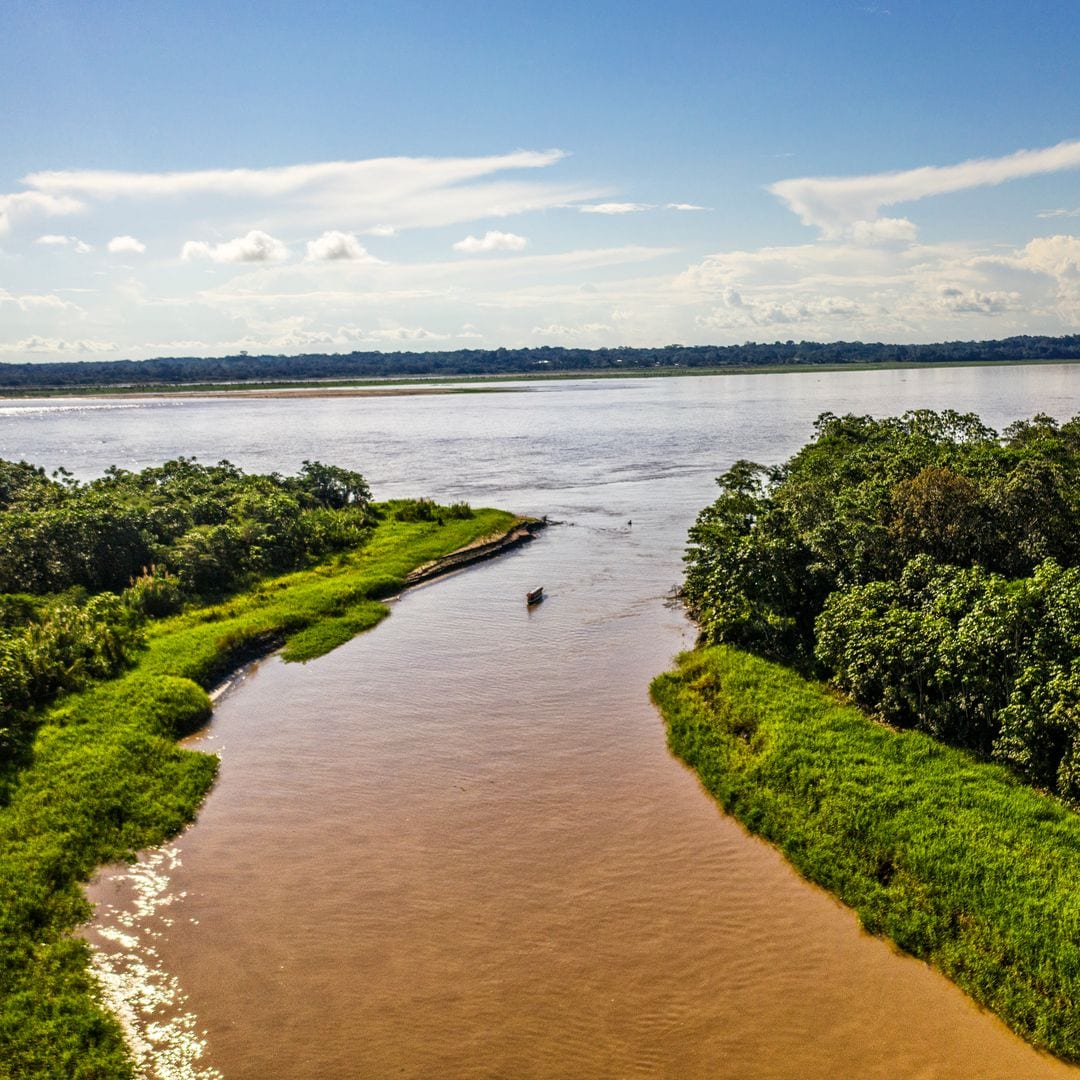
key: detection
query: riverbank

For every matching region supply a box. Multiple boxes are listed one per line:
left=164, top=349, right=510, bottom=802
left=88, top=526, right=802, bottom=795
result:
left=3, top=356, right=1079, bottom=399
left=0, top=509, right=536, bottom=1077
left=650, top=645, right=1080, bottom=1063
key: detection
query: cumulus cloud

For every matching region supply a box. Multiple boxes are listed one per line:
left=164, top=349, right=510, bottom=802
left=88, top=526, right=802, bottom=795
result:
left=578, top=202, right=652, bottom=214
left=367, top=325, right=448, bottom=342
left=699, top=287, right=862, bottom=329
left=453, top=230, right=528, bottom=253
left=181, top=230, right=288, bottom=263
left=107, top=235, right=146, bottom=254
left=305, top=230, right=377, bottom=262
left=1020, top=234, right=1080, bottom=277
left=770, top=138, right=1080, bottom=235
left=937, top=287, right=1021, bottom=314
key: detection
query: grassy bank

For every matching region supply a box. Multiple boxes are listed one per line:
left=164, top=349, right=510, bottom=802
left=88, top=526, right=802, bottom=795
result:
left=651, top=645, right=1080, bottom=1062
left=0, top=508, right=526, bottom=1079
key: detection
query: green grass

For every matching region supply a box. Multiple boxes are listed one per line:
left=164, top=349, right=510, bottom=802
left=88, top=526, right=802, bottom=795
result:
left=0, top=507, right=524, bottom=1078
left=651, top=645, right=1080, bottom=1062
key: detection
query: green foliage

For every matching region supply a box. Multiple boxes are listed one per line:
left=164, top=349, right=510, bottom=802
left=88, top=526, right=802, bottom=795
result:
left=0, top=456, right=376, bottom=599
left=684, top=409, right=1080, bottom=799
left=0, top=594, right=143, bottom=760
left=652, top=646, right=1080, bottom=1061
left=0, top=481, right=524, bottom=1074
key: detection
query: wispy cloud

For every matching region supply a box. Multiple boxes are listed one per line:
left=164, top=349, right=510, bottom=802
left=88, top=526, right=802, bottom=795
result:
left=770, top=138, right=1080, bottom=235
left=1037, top=207, right=1080, bottom=219
left=34, top=233, right=92, bottom=253
left=578, top=202, right=652, bottom=214
left=666, top=202, right=711, bottom=212
left=11, top=150, right=601, bottom=235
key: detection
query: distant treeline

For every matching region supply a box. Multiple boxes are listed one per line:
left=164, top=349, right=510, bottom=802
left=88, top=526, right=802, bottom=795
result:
left=4, top=334, right=1080, bottom=389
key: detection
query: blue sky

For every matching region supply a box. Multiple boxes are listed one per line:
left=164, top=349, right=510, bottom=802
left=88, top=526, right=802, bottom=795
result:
left=3, top=0, right=1080, bottom=360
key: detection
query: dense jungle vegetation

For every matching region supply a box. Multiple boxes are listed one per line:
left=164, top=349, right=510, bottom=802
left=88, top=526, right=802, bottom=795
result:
left=653, top=408, right=1080, bottom=1059
left=683, top=409, right=1080, bottom=801
left=0, top=456, right=375, bottom=761
left=0, top=455, right=519, bottom=1077
left=1, top=333, right=1079, bottom=390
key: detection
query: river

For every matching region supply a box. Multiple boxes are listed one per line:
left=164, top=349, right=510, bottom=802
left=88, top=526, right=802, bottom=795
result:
left=6, top=364, right=1080, bottom=1078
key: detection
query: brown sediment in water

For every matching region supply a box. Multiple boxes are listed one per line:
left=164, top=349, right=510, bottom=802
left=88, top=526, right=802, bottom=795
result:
left=203, top=518, right=543, bottom=703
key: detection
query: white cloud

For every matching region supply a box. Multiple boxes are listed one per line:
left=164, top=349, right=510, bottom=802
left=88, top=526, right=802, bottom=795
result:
left=32, top=233, right=92, bottom=252
left=578, top=202, right=652, bottom=214
left=15, top=150, right=602, bottom=234
left=181, top=230, right=288, bottom=263
left=305, top=230, right=378, bottom=262
left=1036, top=208, right=1080, bottom=220
left=0, top=288, right=83, bottom=313
left=0, top=191, right=83, bottom=235
left=0, top=336, right=116, bottom=354
left=25, top=149, right=567, bottom=200
left=1020, top=234, right=1080, bottom=277
left=107, top=234, right=146, bottom=254
left=367, top=224, right=397, bottom=236
left=453, top=230, right=528, bottom=253
left=936, top=286, right=1021, bottom=314
left=770, top=138, right=1080, bottom=235
left=532, top=322, right=614, bottom=337
left=666, top=203, right=711, bottom=211
left=367, top=325, right=448, bottom=342
left=851, top=217, right=918, bottom=244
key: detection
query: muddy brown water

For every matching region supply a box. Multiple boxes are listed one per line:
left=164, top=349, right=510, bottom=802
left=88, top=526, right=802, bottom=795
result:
left=16, top=365, right=1073, bottom=1077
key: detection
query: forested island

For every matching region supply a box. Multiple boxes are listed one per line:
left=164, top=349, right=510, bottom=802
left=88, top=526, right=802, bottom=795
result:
left=0, top=456, right=532, bottom=1076
left=652, top=410, right=1080, bottom=1060
left=3, top=334, right=1080, bottom=392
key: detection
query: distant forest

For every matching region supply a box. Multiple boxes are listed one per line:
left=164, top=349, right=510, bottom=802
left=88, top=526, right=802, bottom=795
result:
left=3, top=334, right=1080, bottom=390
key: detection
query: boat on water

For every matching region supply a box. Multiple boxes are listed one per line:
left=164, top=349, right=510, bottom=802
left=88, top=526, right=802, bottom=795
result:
left=526, top=586, right=544, bottom=605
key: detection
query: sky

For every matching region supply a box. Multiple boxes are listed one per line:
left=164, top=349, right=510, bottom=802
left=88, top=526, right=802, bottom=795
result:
left=2, top=0, right=1080, bottom=361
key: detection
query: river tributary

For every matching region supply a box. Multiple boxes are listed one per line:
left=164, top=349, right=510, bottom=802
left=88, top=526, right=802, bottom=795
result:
left=6, top=365, right=1080, bottom=1077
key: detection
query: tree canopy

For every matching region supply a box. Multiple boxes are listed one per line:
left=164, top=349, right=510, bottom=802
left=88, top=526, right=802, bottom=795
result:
left=683, top=410, right=1080, bottom=801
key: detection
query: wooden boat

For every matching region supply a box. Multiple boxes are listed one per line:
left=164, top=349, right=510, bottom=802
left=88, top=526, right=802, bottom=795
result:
left=526, top=586, right=544, bottom=605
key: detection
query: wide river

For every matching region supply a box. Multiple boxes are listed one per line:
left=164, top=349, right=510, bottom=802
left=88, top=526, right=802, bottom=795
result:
left=5, top=365, right=1080, bottom=1078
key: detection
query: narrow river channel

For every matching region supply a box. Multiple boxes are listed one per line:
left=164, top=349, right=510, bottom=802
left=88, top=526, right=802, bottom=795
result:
left=9, top=365, right=1076, bottom=1077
